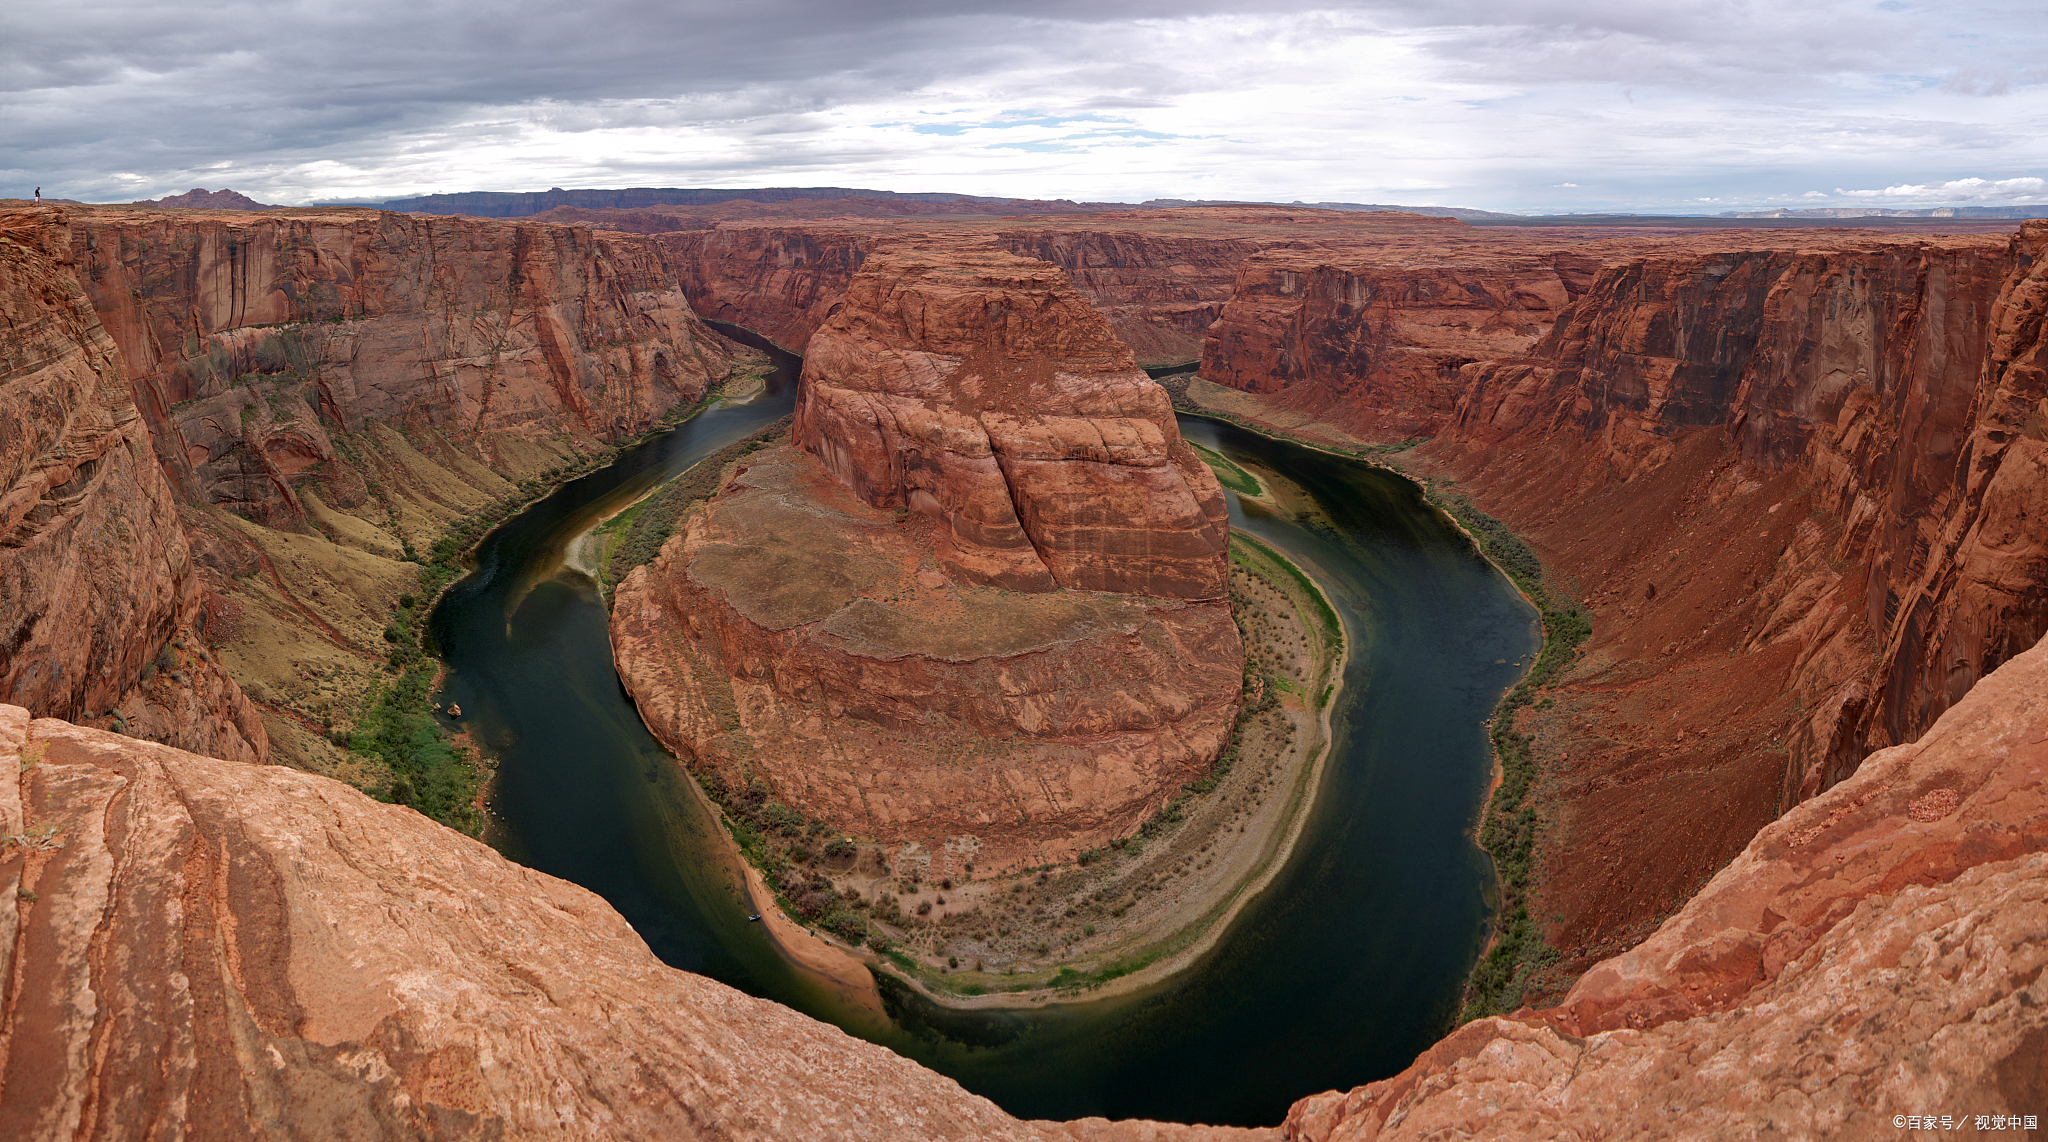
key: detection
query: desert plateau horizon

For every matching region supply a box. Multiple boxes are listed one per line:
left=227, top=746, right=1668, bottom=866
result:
left=5, top=0, right=2047, bottom=1135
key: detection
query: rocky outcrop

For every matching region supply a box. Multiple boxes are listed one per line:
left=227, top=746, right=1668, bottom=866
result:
left=795, top=240, right=1230, bottom=599
left=1199, top=246, right=1600, bottom=439
left=660, top=209, right=1488, bottom=371
left=130, top=188, right=274, bottom=210
left=0, top=208, right=266, bottom=765
left=1382, top=227, right=2048, bottom=972
left=657, top=226, right=877, bottom=349
left=0, top=704, right=1271, bottom=1142
left=73, top=207, right=738, bottom=527
left=611, top=447, right=1243, bottom=871
left=1283, top=628, right=2048, bottom=1141
left=613, top=241, right=1240, bottom=870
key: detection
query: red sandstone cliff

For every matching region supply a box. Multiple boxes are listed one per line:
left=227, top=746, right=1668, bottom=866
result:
left=1198, top=246, right=1600, bottom=438
left=658, top=209, right=1481, bottom=370
left=1394, top=229, right=2048, bottom=970
left=796, top=241, right=1230, bottom=599
left=0, top=209, right=266, bottom=765
left=0, top=704, right=1269, bottom=1142
left=612, top=241, right=1241, bottom=870
left=72, top=208, right=737, bottom=528
left=1284, top=628, right=2048, bottom=1141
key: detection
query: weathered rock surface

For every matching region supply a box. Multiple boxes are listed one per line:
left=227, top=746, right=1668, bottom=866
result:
left=614, top=240, right=1240, bottom=869
left=0, top=704, right=1271, bottom=1142
left=0, top=208, right=266, bottom=765
left=72, top=207, right=738, bottom=527
left=1282, top=629, right=2048, bottom=1141
left=129, top=187, right=275, bottom=210
left=796, top=240, right=1230, bottom=599
left=659, top=208, right=1482, bottom=369
left=611, top=446, right=1242, bottom=871
left=1198, top=246, right=1597, bottom=439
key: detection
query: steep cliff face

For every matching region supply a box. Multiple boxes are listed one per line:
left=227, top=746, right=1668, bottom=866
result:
left=657, top=225, right=875, bottom=350
left=0, top=208, right=266, bottom=765
left=1197, top=246, right=1604, bottom=439
left=1386, top=228, right=2048, bottom=971
left=1283, top=629, right=2048, bottom=1141
left=0, top=705, right=1270, bottom=1142
left=990, top=226, right=1269, bottom=365
left=74, top=208, right=736, bottom=528
left=658, top=210, right=1481, bottom=371
left=613, top=241, right=1240, bottom=870
left=796, top=241, right=1230, bottom=599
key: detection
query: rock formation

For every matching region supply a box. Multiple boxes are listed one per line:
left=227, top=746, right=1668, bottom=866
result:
left=612, top=241, right=1240, bottom=870
left=659, top=208, right=1481, bottom=369
left=1196, top=247, right=1597, bottom=439
left=0, top=704, right=1270, bottom=1142
left=795, top=241, right=1230, bottom=598
left=129, top=187, right=275, bottom=210
left=0, top=208, right=266, bottom=765
left=1283, top=628, right=2048, bottom=1141
left=1402, top=226, right=2048, bottom=971
left=71, top=208, right=737, bottom=527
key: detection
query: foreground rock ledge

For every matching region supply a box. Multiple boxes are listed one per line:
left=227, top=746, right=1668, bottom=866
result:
left=1285, top=630, right=2048, bottom=1141
left=0, top=704, right=1266, bottom=1142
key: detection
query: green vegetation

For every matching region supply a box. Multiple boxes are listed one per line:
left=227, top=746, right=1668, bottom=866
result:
left=1230, top=531, right=1343, bottom=667
left=596, top=415, right=793, bottom=595
left=1424, top=480, right=1590, bottom=1020
left=1190, top=441, right=1263, bottom=496
left=338, top=431, right=693, bottom=834
left=346, top=551, right=479, bottom=832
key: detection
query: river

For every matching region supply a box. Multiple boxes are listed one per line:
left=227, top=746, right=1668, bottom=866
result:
left=428, top=331, right=1539, bottom=1127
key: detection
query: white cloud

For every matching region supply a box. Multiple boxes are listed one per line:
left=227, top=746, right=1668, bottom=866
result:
left=1834, top=176, right=2048, bottom=202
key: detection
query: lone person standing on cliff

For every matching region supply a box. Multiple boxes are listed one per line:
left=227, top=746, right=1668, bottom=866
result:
left=34, top=187, right=41, bottom=201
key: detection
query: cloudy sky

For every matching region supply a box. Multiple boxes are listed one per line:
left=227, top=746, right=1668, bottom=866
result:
left=5, top=1, right=2045, bottom=214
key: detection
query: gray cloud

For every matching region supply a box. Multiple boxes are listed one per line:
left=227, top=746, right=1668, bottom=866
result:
left=3, top=1, right=2044, bottom=212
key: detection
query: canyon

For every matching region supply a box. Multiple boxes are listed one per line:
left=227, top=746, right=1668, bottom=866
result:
left=11, top=203, right=744, bottom=781
left=2, top=193, right=2045, bottom=1136
left=610, top=239, right=1242, bottom=874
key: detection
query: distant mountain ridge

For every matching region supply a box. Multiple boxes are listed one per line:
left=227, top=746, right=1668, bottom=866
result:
left=352, top=185, right=1517, bottom=220
left=130, top=187, right=275, bottom=210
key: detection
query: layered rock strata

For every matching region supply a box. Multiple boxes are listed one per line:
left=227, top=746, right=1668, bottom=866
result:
left=795, top=241, right=1231, bottom=598
left=1284, top=628, right=2048, bottom=1141
left=0, top=704, right=1269, bottom=1142
left=71, top=207, right=737, bottom=527
left=0, top=208, right=265, bottom=764
left=1197, top=248, right=1598, bottom=438
left=614, top=241, right=1240, bottom=870
left=1400, top=226, right=2047, bottom=966
left=657, top=208, right=1482, bottom=370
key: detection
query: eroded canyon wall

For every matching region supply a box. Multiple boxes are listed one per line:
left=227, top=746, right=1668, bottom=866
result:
left=0, top=209, right=265, bottom=764
left=654, top=209, right=1481, bottom=371
left=613, top=240, right=1241, bottom=871
left=1402, top=227, right=2048, bottom=970
left=1197, top=247, right=1601, bottom=439
left=34, top=205, right=744, bottom=778
left=74, top=207, right=737, bottom=529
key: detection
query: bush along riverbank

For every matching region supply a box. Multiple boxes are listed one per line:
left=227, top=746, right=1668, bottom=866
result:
left=341, top=382, right=761, bottom=834
left=1422, top=479, right=1591, bottom=1021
